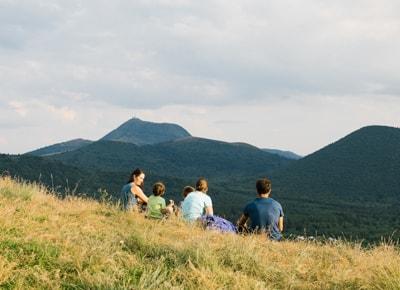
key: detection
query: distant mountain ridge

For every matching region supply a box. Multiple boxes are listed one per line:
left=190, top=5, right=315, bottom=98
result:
left=28, top=139, right=93, bottom=157
left=49, top=137, right=292, bottom=178
left=262, top=148, right=302, bottom=160
left=100, top=118, right=191, bottom=145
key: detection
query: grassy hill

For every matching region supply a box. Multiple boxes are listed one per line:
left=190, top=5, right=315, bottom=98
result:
left=1, top=177, right=400, bottom=289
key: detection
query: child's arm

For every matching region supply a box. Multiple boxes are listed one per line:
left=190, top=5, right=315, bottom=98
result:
left=161, top=200, right=174, bottom=215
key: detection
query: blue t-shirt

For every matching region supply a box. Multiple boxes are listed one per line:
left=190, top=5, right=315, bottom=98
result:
left=120, top=183, right=137, bottom=210
left=181, top=191, right=212, bottom=222
left=243, top=197, right=284, bottom=240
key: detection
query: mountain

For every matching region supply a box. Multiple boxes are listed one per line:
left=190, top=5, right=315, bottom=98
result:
left=27, top=139, right=93, bottom=156
left=273, top=125, right=400, bottom=201
left=100, top=118, right=191, bottom=145
left=269, top=125, right=400, bottom=240
left=48, top=137, right=293, bottom=178
left=263, top=148, right=302, bottom=160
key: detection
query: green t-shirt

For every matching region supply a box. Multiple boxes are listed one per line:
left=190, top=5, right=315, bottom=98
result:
left=147, top=195, right=166, bottom=219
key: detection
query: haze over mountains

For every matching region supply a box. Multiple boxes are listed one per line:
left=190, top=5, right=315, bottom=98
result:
left=2, top=118, right=400, bottom=241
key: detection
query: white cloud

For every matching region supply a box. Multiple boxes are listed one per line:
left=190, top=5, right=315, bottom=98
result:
left=0, top=1, right=399, bottom=154
left=9, top=101, right=28, bottom=117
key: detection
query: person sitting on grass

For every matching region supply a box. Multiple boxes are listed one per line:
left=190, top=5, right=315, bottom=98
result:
left=120, top=168, right=149, bottom=212
left=175, top=186, right=195, bottom=217
left=237, top=178, right=284, bottom=241
left=182, top=185, right=195, bottom=199
left=181, top=178, right=213, bottom=222
left=146, top=182, right=175, bottom=219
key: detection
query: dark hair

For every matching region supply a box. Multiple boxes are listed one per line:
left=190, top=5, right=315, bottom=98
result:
left=195, top=178, right=208, bottom=192
left=152, top=182, right=165, bottom=196
left=128, top=168, right=144, bottom=183
left=182, top=186, right=195, bottom=198
left=256, top=178, right=272, bottom=195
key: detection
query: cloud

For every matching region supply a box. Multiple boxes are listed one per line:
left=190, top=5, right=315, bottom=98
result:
left=1, top=0, right=399, bottom=109
left=0, top=1, right=399, bottom=154
left=9, top=101, right=28, bottom=117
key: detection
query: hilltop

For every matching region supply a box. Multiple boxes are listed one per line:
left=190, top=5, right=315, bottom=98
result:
left=1, top=177, right=399, bottom=289
left=100, top=117, right=191, bottom=145
left=27, top=139, right=93, bottom=157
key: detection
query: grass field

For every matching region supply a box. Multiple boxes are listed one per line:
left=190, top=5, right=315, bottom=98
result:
left=1, top=176, right=400, bottom=289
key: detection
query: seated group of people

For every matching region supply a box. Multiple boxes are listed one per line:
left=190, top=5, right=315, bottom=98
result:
left=120, top=168, right=284, bottom=241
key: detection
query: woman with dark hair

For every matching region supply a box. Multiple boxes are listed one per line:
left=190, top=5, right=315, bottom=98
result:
left=120, top=168, right=149, bottom=211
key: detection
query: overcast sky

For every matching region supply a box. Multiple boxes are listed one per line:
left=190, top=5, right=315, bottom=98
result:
left=1, top=0, right=399, bottom=156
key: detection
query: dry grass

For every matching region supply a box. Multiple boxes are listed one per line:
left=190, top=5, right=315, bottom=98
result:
left=1, top=176, right=400, bottom=289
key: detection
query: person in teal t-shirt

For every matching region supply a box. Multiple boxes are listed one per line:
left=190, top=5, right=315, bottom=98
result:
left=181, top=178, right=213, bottom=222
left=146, top=182, right=174, bottom=219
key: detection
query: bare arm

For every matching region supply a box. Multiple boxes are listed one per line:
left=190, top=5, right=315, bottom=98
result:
left=161, top=200, right=174, bottom=214
left=131, top=185, right=148, bottom=203
left=205, top=206, right=213, bottom=216
left=237, top=214, right=248, bottom=228
left=278, top=216, right=284, bottom=232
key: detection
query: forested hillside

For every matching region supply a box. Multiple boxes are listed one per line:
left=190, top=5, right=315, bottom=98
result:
left=47, top=137, right=291, bottom=178
left=270, top=126, right=400, bottom=240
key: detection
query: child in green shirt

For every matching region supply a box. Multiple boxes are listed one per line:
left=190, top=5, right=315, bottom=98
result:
left=146, top=182, right=174, bottom=219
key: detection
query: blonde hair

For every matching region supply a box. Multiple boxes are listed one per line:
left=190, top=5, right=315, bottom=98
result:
left=195, top=178, right=208, bottom=192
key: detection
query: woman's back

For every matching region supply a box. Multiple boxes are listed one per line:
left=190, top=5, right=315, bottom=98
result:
left=120, top=183, right=136, bottom=210
left=181, top=191, right=212, bottom=222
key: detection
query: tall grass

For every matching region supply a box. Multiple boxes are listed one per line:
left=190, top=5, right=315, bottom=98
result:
left=1, top=176, right=399, bottom=289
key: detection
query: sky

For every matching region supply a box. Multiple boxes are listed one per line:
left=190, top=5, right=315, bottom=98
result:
left=1, top=0, right=400, bottom=156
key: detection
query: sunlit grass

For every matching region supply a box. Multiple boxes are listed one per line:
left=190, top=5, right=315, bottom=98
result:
left=1, top=176, right=399, bottom=289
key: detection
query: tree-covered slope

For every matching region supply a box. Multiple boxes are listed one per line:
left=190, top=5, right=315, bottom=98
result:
left=0, top=153, right=191, bottom=203
left=268, top=125, right=400, bottom=240
left=0, top=153, right=93, bottom=194
left=273, top=125, right=400, bottom=201
left=49, top=137, right=292, bottom=178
